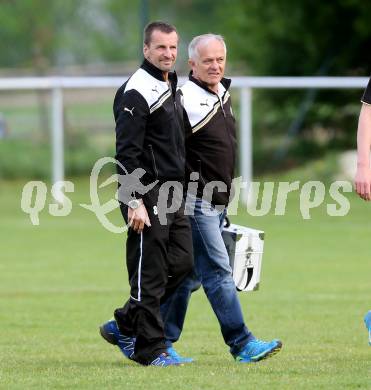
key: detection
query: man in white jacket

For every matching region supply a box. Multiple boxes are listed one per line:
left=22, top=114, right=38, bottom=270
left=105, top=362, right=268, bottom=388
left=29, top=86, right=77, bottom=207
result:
left=161, top=34, right=282, bottom=363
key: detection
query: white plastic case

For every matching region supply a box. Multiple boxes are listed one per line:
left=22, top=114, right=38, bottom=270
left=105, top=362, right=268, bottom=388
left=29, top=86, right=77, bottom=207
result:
left=222, top=223, right=265, bottom=292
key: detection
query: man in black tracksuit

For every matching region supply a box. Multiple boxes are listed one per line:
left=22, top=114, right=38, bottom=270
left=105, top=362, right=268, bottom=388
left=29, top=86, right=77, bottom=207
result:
left=100, top=22, right=193, bottom=366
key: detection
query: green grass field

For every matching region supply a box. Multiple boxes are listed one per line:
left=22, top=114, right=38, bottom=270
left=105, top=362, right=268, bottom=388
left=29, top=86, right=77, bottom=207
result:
left=1, top=174, right=370, bottom=389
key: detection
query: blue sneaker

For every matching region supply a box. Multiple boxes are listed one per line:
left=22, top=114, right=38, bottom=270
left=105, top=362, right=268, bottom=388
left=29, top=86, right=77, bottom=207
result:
left=150, top=352, right=181, bottom=367
left=99, top=319, right=135, bottom=359
left=233, top=339, right=282, bottom=363
left=364, top=311, right=371, bottom=346
left=166, top=346, right=193, bottom=363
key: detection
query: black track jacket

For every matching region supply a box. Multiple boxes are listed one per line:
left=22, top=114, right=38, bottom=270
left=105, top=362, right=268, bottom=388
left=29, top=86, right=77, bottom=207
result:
left=114, top=59, right=185, bottom=190
left=180, top=73, right=237, bottom=207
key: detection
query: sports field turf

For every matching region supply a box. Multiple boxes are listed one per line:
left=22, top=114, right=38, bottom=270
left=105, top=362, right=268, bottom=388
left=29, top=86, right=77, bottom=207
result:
left=0, top=176, right=370, bottom=389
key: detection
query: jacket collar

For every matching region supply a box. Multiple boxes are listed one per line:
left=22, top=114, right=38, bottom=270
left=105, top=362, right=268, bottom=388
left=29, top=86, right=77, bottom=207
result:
left=141, top=58, right=178, bottom=87
left=188, top=71, right=231, bottom=94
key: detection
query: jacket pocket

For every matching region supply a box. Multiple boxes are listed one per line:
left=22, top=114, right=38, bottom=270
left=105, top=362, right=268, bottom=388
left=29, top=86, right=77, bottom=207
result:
left=148, top=144, right=159, bottom=179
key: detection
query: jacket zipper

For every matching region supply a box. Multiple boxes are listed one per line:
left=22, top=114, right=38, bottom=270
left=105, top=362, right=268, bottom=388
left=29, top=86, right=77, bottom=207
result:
left=173, top=98, right=184, bottom=160
left=219, top=94, right=236, bottom=175
left=197, top=159, right=207, bottom=186
left=218, top=95, right=226, bottom=118
left=205, top=90, right=236, bottom=167
left=148, top=144, right=159, bottom=179
left=170, top=77, right=185, bottom=163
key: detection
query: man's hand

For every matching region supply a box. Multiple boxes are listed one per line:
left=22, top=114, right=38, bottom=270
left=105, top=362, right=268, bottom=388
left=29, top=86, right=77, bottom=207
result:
left=355, top=165, right=371, bottom=201
left=128, top=203, right=151, bottom=233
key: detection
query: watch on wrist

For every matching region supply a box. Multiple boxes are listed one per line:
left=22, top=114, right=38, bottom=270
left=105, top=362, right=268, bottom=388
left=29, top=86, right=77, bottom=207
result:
left=128, top=199, right=142, bottom=210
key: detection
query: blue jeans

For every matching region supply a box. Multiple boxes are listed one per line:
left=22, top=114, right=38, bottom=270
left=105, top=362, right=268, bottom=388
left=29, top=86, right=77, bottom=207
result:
left=161, top=197, right=255, bottom=355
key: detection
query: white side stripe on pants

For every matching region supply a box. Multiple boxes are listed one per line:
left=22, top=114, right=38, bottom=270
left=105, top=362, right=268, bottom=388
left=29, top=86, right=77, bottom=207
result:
left=130, top=231, right=143, bottom=302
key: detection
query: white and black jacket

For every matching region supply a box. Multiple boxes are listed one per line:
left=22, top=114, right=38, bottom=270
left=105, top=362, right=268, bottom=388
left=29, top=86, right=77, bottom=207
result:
left=114, top=59, right=185, bottom=187
left=180, top=72, right=237, bottom=207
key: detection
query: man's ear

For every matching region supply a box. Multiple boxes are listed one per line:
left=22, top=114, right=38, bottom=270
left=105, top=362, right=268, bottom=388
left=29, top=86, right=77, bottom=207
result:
left=143, top=45, right=148, bottom=58
left=188, top=59, right=195, bottom=69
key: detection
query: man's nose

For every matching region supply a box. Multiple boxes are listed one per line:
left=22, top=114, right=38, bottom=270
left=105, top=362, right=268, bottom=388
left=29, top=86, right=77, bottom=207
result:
left=164, top=47, right=172, bottom=57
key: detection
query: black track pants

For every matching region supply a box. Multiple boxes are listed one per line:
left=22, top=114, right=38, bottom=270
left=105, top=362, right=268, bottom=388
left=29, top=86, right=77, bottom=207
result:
left=114, top=187, right=193, bottom=365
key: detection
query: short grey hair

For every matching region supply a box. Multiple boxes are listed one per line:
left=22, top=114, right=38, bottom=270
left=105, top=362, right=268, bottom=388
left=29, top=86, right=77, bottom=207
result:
left=188, top=34, right=227, bottom=60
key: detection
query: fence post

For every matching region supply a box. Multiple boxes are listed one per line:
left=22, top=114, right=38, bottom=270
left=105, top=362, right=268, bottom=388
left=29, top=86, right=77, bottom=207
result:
left=51, top=85, right=64, bottom=202
left=239, top=87, right=252, bottom=204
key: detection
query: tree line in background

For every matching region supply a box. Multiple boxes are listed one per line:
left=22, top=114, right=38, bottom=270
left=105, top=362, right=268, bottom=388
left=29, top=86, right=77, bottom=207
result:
left=2, top=1, right=370, bottom=75
left=1, top=0, right=370, bottom=173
